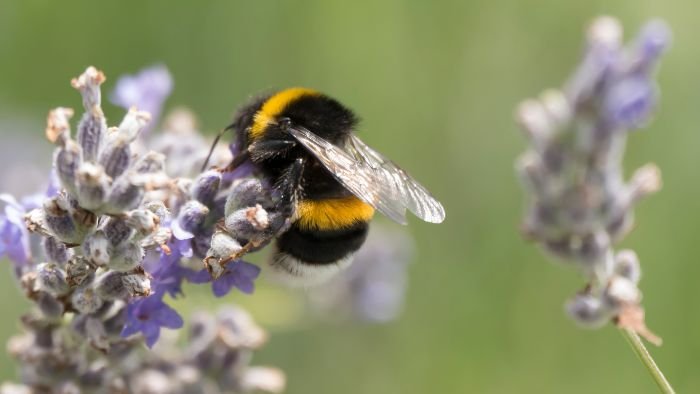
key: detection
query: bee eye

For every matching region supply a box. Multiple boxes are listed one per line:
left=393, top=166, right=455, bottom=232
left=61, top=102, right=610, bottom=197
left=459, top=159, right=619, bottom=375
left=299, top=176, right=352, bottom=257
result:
left=278, top=117, right=292, bottom=131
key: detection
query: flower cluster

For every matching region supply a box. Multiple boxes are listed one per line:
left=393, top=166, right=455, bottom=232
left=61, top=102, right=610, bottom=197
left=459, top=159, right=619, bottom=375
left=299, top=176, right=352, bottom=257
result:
left=2, top=307, right=284, bottom=394
left=515, top=16, right=670, bottom=343
left=0, top=66, right=285, bottom=392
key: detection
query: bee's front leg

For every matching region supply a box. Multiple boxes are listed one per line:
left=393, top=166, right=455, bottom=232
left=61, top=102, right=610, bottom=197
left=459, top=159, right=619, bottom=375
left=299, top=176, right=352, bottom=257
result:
left=275, top=157, right=306, bottom=219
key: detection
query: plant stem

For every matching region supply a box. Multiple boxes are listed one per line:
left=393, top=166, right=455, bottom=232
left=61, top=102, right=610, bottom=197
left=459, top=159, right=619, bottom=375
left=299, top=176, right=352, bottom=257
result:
left=620, top=328, right=675, bottom=394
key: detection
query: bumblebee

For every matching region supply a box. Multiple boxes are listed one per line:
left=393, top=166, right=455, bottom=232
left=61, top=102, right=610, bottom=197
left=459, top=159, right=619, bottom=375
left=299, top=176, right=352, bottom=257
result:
left=213, top=88, right=445, bottom=285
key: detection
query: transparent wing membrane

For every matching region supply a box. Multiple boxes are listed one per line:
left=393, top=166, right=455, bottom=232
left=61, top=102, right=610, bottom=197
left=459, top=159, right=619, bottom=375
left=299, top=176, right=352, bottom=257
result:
left=288, top=126, right=445, bottom=225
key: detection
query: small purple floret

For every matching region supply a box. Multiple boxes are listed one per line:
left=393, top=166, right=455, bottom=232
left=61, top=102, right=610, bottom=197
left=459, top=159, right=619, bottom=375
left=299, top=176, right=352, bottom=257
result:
left=190, top=260, right=261, bottom=297
left=121, top=294, right=183, bottom=348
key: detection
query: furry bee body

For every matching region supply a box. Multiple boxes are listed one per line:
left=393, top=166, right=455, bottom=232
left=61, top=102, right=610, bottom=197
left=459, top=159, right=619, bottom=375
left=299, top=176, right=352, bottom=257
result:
left=230, top=88, right=375, bottom=284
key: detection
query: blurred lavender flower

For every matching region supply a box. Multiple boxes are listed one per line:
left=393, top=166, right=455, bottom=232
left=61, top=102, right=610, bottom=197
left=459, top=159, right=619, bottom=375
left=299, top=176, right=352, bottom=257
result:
left=110, top=65, right=173, bottom=133
left=0, top=195, right=32, bottom=265
left=515, top=16, right=670, bottom=343
left=149, top=108, right=232, bottom=177
left=307, top=226, right=413, bottom=323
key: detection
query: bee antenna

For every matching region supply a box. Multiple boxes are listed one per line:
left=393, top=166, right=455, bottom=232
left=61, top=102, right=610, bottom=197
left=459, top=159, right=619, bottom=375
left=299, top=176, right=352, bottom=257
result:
left=201, top=124, right=235, bottom=172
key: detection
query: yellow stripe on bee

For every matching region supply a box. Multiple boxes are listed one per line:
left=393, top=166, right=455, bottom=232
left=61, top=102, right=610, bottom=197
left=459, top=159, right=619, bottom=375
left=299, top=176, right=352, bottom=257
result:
left=249, top=87, right=320, bottom=140
left=296, top=196, right=375, bottom=230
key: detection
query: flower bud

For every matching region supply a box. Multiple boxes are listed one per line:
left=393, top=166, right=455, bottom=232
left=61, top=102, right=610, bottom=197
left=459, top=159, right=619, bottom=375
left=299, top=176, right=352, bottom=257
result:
left=54, top=139, right=82, bottom=195
left=109, top=242, right=144, bottom=272
left=43, top=236, right=72, bottom=265
left=576, top=231, right=610, bottom=265
left=122, top=272, right=151, bottom=297
left=36, top=263, right=70, bottom=296
left=118, top=107, right=151, bottom=141
left=66, top=257, right=94, bottom=287
left=178, top=200, right=209, bottom=234
left=126, top=209, right=160, bottom=236
left=614, top=249, right=642, bottom=284
left=603, top=276, right=641, bottom=309
left=99, top=135, right=131, bottom=179
left=76, top=163, right=109, bottom=210
left=225, top=178, right=268, bottom=215
left=224, top=205, right=269, bottom=241
left=103, top=217, right=133, bottom=248
left=71, top=66, right=106, bottom=111
left=94, top=271, right=128, bottom=300
left=628, top=163, right=662, bottom=203
left=566, top=293, right=609, bottom=328
left=104, top=177, right=144, bottom=214
left=45, top=106, right=75, bottom=142
left=43, top=197, right=80, bottom=243
left=209, top=231, right=243, bottom=258
left=603, top=76, right=655, bottom=130
left=84, top=316, right=109, bottom=352
left=242, top=367, right=286, bottom=394
left=131, top=370, right=173, bottom=394
left=76, top=111, right=107, bottom=163
left=71, top=286, right=104, bottom=314
left=83, top=231, right=111, bottom=267
left=587, top=16, right=622, bottom=48
left=192, top=170, right=221, bottom=206
left=141, top=227, right=173, bottom=250
left=36, top=291, right=65, bottom=320
left=133, top=151, right=166, bottom=173
left=217, top=306, right=267, bottom=348
left=516, top=99, right=555, bottom=144
left=635, top=20, right=671, bottom=71
left=145, top=201, right=169, bottom=222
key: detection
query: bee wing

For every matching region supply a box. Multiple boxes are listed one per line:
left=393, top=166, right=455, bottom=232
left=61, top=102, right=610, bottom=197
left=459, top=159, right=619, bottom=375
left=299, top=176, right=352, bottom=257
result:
left=288, top=126, right=445, bottom=225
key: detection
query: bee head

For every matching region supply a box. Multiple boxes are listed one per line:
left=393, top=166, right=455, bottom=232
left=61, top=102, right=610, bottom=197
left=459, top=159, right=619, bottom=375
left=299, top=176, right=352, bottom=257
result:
left=247, top=88, right=358, bottom=144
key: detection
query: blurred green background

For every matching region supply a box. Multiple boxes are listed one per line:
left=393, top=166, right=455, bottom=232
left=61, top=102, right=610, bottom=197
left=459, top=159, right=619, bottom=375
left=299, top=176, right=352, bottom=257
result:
left=1, top=0, right=699, bottom=393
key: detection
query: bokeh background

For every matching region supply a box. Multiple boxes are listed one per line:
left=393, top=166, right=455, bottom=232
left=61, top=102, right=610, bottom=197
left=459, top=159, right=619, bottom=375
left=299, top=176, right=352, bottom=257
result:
left=0, top=1, right=698, bottom=393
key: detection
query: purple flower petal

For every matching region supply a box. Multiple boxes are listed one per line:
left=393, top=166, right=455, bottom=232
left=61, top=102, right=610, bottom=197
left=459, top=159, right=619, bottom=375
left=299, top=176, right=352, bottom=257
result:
left=121, top=294, right=183, bottom=348
left=171, top=219, right=194, bottom=240
left=153, top=304, right=184, bottom=329
left=211, top=261, right=260, bottom=297
left=604, top=76, right=655, bottom=129
left=212, top=275, right=235, bottom=297
left=141, top=323, right=161, bottom=348
left=187, top=268, right=213, bottom=284
left=120, top=321, right=142, bottom=338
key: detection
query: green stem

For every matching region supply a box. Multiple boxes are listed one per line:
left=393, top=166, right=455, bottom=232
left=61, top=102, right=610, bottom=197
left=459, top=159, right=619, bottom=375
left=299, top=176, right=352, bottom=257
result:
left=620, top=328, right=675, bottom=394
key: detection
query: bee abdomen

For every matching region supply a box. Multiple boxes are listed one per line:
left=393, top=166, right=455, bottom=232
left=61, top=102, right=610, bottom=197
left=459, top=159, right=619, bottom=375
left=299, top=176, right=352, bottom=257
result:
left=276, top=221, right=369, bottom=264
left=269, top=221, right=369, bottom=286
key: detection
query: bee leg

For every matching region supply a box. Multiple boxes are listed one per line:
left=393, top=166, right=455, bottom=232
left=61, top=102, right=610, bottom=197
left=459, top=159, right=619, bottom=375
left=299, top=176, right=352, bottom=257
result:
left=209, top=158, right=305, bottom=274
left=276, top=157, right=306, bottom=219
left=248, top=139, right=297, bottom=161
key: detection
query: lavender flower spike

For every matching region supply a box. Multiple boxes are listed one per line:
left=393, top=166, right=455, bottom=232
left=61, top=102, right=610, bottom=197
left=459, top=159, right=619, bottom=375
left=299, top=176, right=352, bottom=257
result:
left=3, top=66, right=285, bottom=392
left=516, top=16, right=670, bottom=342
